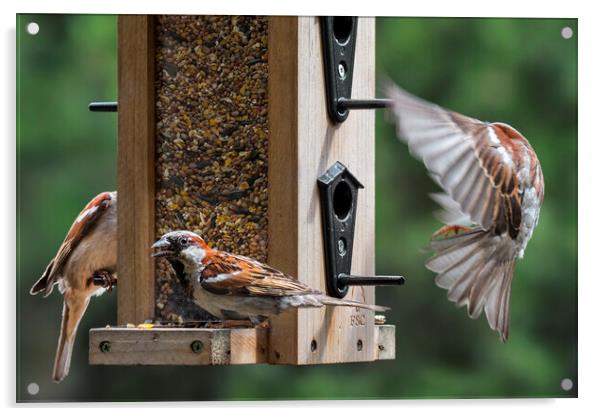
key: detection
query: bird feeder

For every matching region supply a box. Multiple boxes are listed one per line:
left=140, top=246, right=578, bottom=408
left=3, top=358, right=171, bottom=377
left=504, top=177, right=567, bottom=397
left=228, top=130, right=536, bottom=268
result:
left=89, top=15, right=399, bottom=366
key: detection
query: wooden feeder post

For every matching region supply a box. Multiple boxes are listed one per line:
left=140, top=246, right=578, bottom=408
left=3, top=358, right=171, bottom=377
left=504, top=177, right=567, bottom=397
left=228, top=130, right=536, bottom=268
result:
left=268, top=16, right=386, bottom=364
left=90, top=15, right=394, bottom=366
left=116, top=15, right=156, bottom=326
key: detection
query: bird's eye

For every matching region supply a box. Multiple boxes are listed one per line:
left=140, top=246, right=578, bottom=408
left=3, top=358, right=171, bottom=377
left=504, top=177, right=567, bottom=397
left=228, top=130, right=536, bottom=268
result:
left=178, top=236, right=189, bottom=246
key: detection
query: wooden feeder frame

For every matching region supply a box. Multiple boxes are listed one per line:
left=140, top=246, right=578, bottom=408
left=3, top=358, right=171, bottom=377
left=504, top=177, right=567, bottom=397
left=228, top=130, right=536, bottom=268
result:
left=89, top=15, right=395, bottom=366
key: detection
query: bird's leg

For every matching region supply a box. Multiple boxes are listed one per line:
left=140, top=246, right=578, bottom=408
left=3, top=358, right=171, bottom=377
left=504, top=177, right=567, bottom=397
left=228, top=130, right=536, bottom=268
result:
left=89, top=269, right=117, bottom=292
left=431, top=224, right=472, bottom=240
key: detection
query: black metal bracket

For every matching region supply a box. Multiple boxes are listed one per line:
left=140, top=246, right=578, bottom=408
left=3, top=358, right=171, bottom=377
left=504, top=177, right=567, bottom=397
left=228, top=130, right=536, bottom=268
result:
left=320, top=17, right=392, bottom=124
left=318, top=162, right=404, bottom=298
left=89, top=102, right=118, bottom=112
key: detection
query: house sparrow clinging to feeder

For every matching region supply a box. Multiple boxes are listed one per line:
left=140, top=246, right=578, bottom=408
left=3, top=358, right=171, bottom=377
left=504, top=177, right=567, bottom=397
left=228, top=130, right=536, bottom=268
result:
left=30, top=191, right=118, bottom=382
left=152, top=230, right=388, bottom=324
left=385, top=83, right=544, bottom=342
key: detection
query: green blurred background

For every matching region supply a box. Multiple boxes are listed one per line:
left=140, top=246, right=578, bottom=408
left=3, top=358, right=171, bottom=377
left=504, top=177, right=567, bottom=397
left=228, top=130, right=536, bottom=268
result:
left=16, top=15, right=577, bottom=401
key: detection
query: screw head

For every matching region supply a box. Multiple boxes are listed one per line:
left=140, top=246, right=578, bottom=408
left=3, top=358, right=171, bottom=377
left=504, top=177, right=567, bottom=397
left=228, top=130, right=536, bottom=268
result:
left=337, top=238, right=347, bottom=256
left=561, top=378, right=574, bottom=391
left=337, top=63, right=346, bottom=78
left=27, top=382, right=40, bottom=395
left=99, top=341, right=111, bottom=353
left=190, top=340, right=204, bottom=353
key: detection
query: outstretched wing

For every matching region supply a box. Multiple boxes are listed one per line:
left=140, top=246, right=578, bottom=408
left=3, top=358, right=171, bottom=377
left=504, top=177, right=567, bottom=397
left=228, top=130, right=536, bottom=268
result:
left=200, top=252, right=317, bottom=297
left=30, top=192, right=116, bottom=296
left=385, top=84, right=523, bottom=238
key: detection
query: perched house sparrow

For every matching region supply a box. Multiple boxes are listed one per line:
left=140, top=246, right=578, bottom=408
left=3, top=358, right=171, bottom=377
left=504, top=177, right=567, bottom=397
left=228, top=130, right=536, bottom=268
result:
left=385, top=84, right=544, bottom=342
left=152, top=230, right=387, bottom=324
left=30, top=191, right=117, bottom=382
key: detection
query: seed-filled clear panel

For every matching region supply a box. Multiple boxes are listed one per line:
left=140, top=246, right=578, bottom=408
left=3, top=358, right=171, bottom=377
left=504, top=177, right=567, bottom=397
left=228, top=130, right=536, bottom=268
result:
left=154, top=16, right=269, bottom=321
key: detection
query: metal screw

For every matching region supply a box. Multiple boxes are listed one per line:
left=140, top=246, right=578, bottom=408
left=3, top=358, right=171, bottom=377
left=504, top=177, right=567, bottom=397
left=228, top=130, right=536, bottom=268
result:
left=337, top=238, right=346, bottom=256
left=27, top=383, right=40, bottom=395
left=338, top=63, right=346, bottom=78
left=561, top=378, right=574, bottom=391
left=561, top=27, right=573, bottom=40
left=26, top=22, right=40, bottom=36
left=190, top=340, right=204, bottom=353
left=99, top=341, right=111, bottom=353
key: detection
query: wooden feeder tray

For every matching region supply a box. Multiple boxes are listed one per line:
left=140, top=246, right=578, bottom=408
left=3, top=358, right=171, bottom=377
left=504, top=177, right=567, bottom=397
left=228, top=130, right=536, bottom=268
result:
left=90, top=323, right=268, bottom=366
left=89, top=322, right=395, bottom=366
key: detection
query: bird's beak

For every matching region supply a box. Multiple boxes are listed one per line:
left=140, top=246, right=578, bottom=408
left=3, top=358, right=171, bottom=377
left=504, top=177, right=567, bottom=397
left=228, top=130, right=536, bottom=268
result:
left=151, top=238, right=173, bottom=257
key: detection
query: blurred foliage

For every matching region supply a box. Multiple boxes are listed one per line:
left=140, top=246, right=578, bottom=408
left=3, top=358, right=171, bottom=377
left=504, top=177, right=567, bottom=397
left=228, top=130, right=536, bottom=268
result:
left=17, top=15, right=576, bottom=402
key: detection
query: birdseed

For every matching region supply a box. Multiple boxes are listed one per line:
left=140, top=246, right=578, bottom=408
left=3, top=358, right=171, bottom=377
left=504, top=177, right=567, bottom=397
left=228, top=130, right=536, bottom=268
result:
left=154, top=15, right=269, bottom=321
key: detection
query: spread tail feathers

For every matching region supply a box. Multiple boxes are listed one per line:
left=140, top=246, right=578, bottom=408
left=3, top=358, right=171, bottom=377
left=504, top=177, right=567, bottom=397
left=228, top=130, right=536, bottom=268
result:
left=426, top=228, right=515, bottom=342
left=53, top=297, right=90, bottom=383
left=318, top=296, right=389, bottom=312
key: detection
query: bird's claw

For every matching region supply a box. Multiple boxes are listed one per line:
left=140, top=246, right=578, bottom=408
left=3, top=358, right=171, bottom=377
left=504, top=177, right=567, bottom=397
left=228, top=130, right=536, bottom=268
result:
left=255, top=319, right=271, bottom=329
left=431, top=224, right=472, bottom=240
left=90, top=270, right=117, bottom=292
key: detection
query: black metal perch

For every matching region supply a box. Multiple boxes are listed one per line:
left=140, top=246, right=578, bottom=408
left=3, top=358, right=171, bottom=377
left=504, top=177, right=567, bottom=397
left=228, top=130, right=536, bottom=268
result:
left=88, top=101, right=118, bottom=112
left=318, top=162, right=405, bottom=298
left=320, top=17, right=391, bottom=124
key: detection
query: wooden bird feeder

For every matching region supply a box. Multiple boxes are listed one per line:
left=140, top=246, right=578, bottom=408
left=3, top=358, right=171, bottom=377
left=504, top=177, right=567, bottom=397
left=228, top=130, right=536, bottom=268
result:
left=89, top=15, right=398, bottom=366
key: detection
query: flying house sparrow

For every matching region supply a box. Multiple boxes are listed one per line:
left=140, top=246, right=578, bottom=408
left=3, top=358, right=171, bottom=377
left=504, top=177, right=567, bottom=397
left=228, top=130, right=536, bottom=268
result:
left=30, top=191, right=117, bottom=382
left=385, top=84, right=544, bottom=342
left=152, top=230, right=387, bottom=325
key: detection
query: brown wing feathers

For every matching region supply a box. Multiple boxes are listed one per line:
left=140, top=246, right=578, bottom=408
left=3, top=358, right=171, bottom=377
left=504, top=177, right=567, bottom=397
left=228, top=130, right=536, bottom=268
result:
left=388, top=84, right=524, bottom=239
left=200, top=253, right=316, bottom=297
left=30, top=192, right=113, bottom=296
left=473, top=136, right=522, bottom=239
left=30, top=259, right=55, bottom=295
